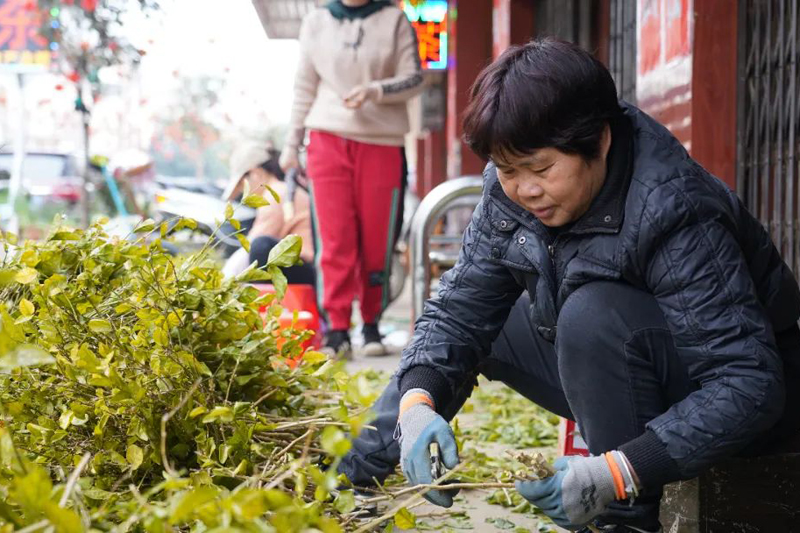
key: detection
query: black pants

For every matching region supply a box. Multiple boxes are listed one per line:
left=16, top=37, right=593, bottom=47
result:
left=339, top=281, right=800, bottom=529
left=249, top=235, right=316, bottom=285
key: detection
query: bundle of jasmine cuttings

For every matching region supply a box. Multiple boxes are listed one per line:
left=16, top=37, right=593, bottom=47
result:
left=505, top=451, right=557, bottom=481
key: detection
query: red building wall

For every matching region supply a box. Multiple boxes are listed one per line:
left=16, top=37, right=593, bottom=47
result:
left=636, top=0, right=738, bottom=189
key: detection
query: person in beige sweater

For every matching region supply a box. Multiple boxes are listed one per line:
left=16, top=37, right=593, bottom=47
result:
left=222, top=143, right=315, bottom=283
left=280, top=0, right=423, bottom=359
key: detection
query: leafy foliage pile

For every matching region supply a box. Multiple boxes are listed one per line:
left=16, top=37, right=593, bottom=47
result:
left=0, top=219, right=374, bottom=531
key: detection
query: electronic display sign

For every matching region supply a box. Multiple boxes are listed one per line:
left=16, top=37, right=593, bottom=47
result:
left=402, top=0, right=447, bottom=70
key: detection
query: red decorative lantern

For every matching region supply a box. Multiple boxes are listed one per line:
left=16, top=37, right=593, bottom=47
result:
left=67, top=71, right=80, bottom=83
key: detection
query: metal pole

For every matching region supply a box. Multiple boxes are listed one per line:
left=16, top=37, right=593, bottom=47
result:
left=409, top=176, right=482, bottom=321
left=7, top=72, right=26, bottom=235
left=81, top=106, right=90, bottom=228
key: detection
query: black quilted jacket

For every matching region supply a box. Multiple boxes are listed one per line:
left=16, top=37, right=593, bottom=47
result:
left=397, top=102, right=800, bottom=488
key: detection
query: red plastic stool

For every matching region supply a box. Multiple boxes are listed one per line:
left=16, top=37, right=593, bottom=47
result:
left=252, top=284, right=323, bottom=356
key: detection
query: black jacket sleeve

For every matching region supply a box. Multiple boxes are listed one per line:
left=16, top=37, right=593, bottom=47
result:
left=396, top=195, right=523, bottom=409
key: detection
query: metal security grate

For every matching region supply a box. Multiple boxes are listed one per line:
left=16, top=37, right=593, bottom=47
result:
left=737, top=0, right=800, bottom=274
left=608, top=0, right=637, bottom=103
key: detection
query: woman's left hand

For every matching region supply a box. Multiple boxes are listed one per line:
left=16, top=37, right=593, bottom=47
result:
left=344, top=85, right=379, bottom=109
left=515, top=456, right=619, bottom=530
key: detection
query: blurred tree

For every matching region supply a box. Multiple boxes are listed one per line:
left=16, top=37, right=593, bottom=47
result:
left=31, top=0, right=160, bottom=225
left=35, top=0, right=159, bottom=90
left=150, top=75, right=230, bottom=180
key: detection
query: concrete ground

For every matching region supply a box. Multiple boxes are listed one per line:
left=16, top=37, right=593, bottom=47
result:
left=344, top=283, right=564, bottom=533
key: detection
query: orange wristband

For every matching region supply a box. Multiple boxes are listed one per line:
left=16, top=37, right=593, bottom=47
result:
left=399, top=392, right=434, bottom=416
left=604, top=452, right=626, bottom=500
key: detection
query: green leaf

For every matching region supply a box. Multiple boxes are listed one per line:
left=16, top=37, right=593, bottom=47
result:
left=229, top=217, right=241, bottom=231
left=0, top=269, right=17, bottom=285
left=134, top=218, right=157, bottom=233
left=0, top=345, right=54, bottom=373
left=201, top=406, right=234, bottom=424
left=153, top=326, right=169, bottom=346
left=267, top=235, right=303, bottom=268
left=394, top=507, right=416, bottom=529
left=169, top=486, right=219, bottom=524
left=236, top=266, right=271, bottom=283
left=242, top=194, right=270, bottom=208
left=236, top=233, right=251, bottom=253
left=14, top=267, right=38, bottom=284
left=485, top=517, right=516, bottom=530
left=301, top=351, right=327, bottom=365
left=320, top=426, right=351, bottom=457
left=174, top=217, right=198, bottom=231
left=45, top=503, right=83, bottom=533
left=265, top=185, right=281, bottom=204
left=225, top=202, right=234, bottom=220
left=333, top=490, right=356, bottom=514
left=19, top=298, right=34, bottom=316
left=11, top=466, right=52, bottom=516
left=188, top=406, right=207, bottom=418
left=268, top=266, right=287, bottom=301
left=88, top=319, right=112, bottom=333
left=50, top=230, right=80, bottom=241
left=126, top=444, right=144, bottom=470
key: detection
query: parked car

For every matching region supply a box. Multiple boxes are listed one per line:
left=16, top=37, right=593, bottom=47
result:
left=0, top=151, right=83, bottom=204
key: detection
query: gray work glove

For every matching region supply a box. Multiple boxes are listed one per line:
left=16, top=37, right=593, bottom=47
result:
left=516, top=453, right=635, bottom=530
left=397, top=389, right=460, bottom=507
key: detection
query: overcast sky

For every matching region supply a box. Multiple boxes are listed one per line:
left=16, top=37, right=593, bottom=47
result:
left=0, top=1, right=301, bottom=157
left=136, top=0, right=300, bottom=126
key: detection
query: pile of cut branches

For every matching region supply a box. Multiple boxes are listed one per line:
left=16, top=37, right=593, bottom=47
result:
left=0, top=217, right=374, bottom=531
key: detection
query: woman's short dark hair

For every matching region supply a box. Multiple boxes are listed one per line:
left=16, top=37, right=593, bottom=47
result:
left=259, top=148, right=285, bottom=181
left=463, top=37, right=622, bottom=163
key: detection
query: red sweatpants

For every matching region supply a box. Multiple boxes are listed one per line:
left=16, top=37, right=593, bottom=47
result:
left=306, top=131, right=404, bottom=330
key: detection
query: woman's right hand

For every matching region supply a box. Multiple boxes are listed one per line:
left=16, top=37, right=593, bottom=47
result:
left=279, top=148, right=300, bottom=172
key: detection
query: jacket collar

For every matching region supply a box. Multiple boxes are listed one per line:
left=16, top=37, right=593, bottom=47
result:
left=571, top=112, right=634, bottom=234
